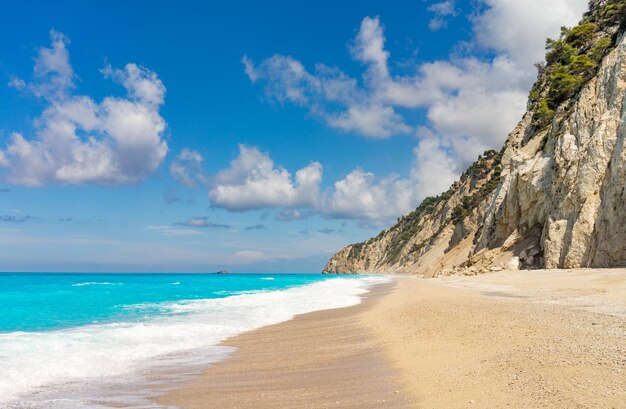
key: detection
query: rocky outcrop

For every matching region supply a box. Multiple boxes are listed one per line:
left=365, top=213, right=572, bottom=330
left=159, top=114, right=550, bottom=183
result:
left=324, top=1, right=626, bottom=276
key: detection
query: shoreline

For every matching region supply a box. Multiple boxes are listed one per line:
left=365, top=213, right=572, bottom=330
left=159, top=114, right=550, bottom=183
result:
left=157, top=269, right=625, bottom=409
left=156, top=280, right=412, bottom=408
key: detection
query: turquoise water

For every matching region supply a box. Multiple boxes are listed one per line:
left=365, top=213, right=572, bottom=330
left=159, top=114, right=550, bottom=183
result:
left=0, top=273, right=329, bottom=332
left=0, top=272, right=390, bottom=407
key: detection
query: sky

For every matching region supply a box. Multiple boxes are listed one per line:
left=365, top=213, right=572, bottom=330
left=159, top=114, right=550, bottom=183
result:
left=0, top=0, right=589, bottom=272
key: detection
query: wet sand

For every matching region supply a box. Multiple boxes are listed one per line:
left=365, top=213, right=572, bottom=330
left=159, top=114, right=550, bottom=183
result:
left=158, top=269, right=625, bottom=409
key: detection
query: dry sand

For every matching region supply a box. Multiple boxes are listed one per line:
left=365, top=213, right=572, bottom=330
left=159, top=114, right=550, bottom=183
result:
left=158, top=269, right=625, bottom=408
left=363, top=269, right=626, bottom=408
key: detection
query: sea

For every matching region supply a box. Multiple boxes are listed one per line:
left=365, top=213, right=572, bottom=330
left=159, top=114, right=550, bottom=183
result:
left=0, top=272, right=390, bottom=408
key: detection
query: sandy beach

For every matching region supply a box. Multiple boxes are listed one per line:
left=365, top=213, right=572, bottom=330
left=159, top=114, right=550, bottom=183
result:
left=158, top=269, right=626, bottom=408
left=157, top=282, right=411, bottom=408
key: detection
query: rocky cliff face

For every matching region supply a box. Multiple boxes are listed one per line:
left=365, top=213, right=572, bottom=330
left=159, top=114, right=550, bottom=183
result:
left=324, top=1, right=626, bottom=276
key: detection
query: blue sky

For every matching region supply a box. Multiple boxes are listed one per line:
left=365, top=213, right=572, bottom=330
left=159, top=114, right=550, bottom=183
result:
left=0, top=0, right=588, bottom=272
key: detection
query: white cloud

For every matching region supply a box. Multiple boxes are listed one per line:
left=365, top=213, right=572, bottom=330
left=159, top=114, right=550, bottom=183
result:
left=101, top=63, right=165, bottom=106
left=326, top=168, right=409, bottom=220
left=427, top=1, right=458, bottom=31
left=420, top=57, right=529, bottom=164
left=31, top=30, right=75, bottom=99
left=208, top=144, right=322, bottom=211
left=0, top=31, right=168, bottom=186
left=204, top=139, right=457, bottom=224
left=170, top=148, right=208, bottom=187
left=325, top=135, right=458, bottom=220
left=428, top=1, right=457, bottom=16
left=350, top=16, right=390, bottom=80
left=243, top=54, right=321, bottom=105
left=243, top=17, right=412, bottom=139
left=428, top=18, right=447, bottom=31
left=175, top=216, right=229, bottom=228
left=8, top=77, right=25, bottom=90
left=473, top=0, right=589, bottom=67
left=410, top=129, right=459, bottom=198
left=324, top=104, right=411, bottom=137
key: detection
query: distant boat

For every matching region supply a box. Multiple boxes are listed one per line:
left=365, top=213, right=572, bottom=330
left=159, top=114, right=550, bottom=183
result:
left=215, top=269, right=229, bottom=274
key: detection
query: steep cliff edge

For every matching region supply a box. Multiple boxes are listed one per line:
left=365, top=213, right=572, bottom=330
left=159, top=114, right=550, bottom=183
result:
left=324, top=0, right=626, bottom=276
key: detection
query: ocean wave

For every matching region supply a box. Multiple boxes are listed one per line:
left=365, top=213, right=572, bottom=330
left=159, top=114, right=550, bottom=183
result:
left=260, top=277, right=275, bottom=280
left=71, top=282, right=121, bottom=287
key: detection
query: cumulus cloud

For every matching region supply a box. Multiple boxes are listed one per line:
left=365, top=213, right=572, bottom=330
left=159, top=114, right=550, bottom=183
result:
left=31, top=30, right=75, bottom=100
left=169, top=148, right=208, bottom=188
left=209, top=144, right=322, bottom=211
left=324, top=104, right=411, bottom=138
left=473, top=0, right=588, bottom=67
left=101, top=62, right=165, bottom=106
left=324, top=134, right=457, bottom=221
left=243, top=17, right=414, bottom=138
left=410, top=129, right=460, bottom=197
left=204, top=140, right=457, bottom=224
left=0, top=30, right=168, bottom=186
left=243, top=17, right=424, bottom=138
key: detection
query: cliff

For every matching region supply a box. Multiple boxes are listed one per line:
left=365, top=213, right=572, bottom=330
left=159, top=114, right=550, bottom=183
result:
left=324, top=0, right=626, bottom=276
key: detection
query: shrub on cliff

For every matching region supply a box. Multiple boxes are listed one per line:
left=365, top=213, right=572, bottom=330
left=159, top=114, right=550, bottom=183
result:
left=565, top=22, right=597, bottom=47
left=529, top=1, right=624, bottom=129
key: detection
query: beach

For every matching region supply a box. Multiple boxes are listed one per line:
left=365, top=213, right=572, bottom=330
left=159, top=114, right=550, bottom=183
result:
left=159, top=269, right=626, bottom=408
left=157, top=282, right=411, bottom=408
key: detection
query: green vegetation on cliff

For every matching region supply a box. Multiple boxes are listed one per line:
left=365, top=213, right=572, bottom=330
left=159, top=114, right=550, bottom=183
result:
left=378, top=150, right=502, bottom=263
left=345, top=150, right=504, bottom=266
left=530, top=0, right=625, bottom=128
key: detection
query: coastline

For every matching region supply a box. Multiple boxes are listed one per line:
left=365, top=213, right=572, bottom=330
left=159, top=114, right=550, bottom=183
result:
left=0, top=275, right=388, bottom=408
left=157, top=269, right=625, bottom=409
left=156, top=281, right=412, bottom=408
